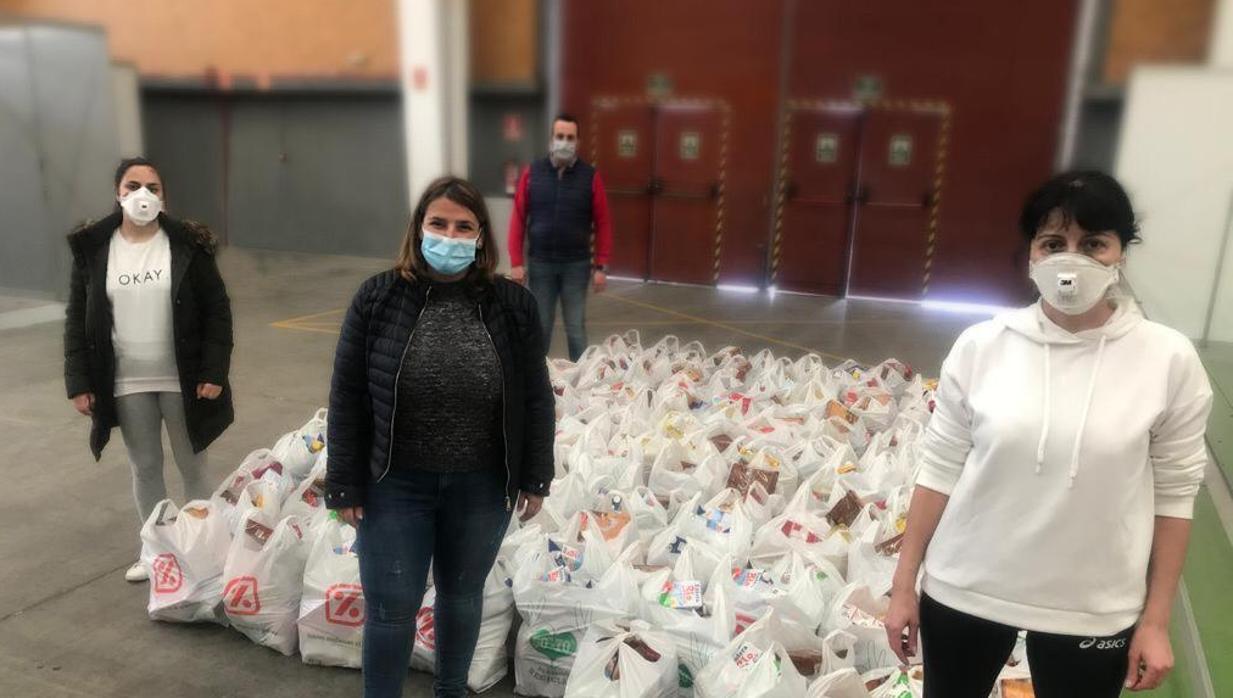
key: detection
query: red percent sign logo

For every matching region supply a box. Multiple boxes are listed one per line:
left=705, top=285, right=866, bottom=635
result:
left=325, top=584, right=366, bottom=627
left=224, top=576, right=262, bottom=616
left=416, top=606, right=436, bottom=651
left=152, top=554, right=183, bottom=594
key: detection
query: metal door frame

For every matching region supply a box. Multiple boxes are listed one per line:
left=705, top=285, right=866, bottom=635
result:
left=769, top=98, right=952, bottom=298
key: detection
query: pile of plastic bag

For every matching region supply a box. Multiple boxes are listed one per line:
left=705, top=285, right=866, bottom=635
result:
left=135, top=334, right=1034, bottom=697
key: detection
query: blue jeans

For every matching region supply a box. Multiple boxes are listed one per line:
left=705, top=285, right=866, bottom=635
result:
left=357, top=468, right=511, bottom=698
left=528, top=258, right=591, bottom=361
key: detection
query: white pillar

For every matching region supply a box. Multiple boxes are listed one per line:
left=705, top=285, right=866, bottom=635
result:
left=110, top=62, right=143, bottom=157
left=1212, top=0, right=1233, bottom=68
left=397, top=0, right=469, bottom=205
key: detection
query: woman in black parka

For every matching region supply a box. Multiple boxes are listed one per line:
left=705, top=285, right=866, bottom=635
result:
left=64, top=157, right=234, bottom=583
left=324, top=176, right=554, bottom=698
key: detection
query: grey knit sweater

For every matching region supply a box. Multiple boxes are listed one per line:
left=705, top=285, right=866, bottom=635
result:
left=391, top=281, right=504, bottom=472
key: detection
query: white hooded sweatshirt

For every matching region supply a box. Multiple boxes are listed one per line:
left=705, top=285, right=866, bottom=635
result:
left=918, top=300, right=1212, bottom=636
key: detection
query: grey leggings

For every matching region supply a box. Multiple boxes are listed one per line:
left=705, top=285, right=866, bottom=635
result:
left=115, top=392, right=210, bottom=523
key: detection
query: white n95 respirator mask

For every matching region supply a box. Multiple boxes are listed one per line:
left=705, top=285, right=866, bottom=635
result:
left=119, top=187, right=163, bottom=225
left=1029, top=253, right=1120, bottom=315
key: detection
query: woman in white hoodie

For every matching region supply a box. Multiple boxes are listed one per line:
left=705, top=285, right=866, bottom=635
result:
left=885, top=171, right=1212, bottom=697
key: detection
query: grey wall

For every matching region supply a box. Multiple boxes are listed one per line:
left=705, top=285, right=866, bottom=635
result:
left=0, top=23, right=120, bottom=296
left=142, top=94, right=226, bottom=234
left=1072, top=98, right=1123, bottom=172
left=144, top=92, right=410, bottom=258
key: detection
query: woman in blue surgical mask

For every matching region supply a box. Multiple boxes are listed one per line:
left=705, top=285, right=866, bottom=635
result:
left=884, top=171, right=1212, bottom=697
left=324, top=176, right=554, bottom=698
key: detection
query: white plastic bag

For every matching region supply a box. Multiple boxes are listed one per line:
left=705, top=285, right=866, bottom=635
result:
left=211, top=449, right=285, bottom=534
left=271, top=408, right=328, bottom=481
left=806, top=668, right=870, bottom=698
left=846, top=525, right=899, bottom=599
left=861, top=668, right=923, bottom=698
left=818, top=630, right=859, bottom=677
left=728, top=552, right=831, bottom=639
left=512, top=527, right=638, bottom=697
left=565, top=619, right=679, bottom=698
left=823, top=586, right=908, bottom=674
left=280, top=461, right=330, bottom=535
left=751, top=508, right=850, bottom=577
left=140, top=499, right=231, bottom=624
left=231, top=469, right=294, bottom=537
left=411, top=524, right=539, bottom=693
left=638, top=547, right=735, bottom=696
left=694, top=612, right=809, bottom=698
left=675, top=489, right=756, bottom=565
left=298, top=516, right=365, bottom=668
left=222, top=512, right=310, bottom=655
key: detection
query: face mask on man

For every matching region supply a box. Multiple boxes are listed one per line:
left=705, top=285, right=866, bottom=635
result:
left=119, top=187, right=162, bottom=225
left=421, top=229, right=478, bottom=276
left=551, top=137, right=577, bottom=161
left=1029, top=252, right=1120, bottom=315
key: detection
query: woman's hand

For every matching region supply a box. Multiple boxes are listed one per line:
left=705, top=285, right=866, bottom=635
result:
left=1125, top=623, right=1173, bottom=691
left=71, top=392, right=95, bottom=417
left=337, top=506, right=364, bottom=528
left=884, top=584, right=921, bottom=665
left=197, top=383, right=223, bottom=400
left=516, top=492, right=544, bottom=522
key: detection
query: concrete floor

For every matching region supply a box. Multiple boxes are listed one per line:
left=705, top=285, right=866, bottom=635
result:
left=0, top=246, right=1223, bottom=697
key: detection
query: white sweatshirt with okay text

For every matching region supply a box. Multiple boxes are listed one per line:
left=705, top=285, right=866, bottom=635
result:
left=918, top=300, right=1212, bottom=636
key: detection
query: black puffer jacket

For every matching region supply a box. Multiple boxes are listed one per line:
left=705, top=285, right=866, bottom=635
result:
left=324, top=271, right=555, bottom=510
left=64, top=211, right=235, bottom=459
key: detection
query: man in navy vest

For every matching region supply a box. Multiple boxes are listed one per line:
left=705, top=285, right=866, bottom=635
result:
left=508, top=113, right=613, bottom=361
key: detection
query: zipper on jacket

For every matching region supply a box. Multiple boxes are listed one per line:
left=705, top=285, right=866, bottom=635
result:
left=380, top=286, right=432, bottom=483
left=479, top=303, right=514, bottom=512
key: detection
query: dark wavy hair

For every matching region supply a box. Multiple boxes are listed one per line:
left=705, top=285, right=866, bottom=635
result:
left=113, top=157, right=165, bottom=211
left=395, top=176, right=498, bottom=283
left=1018, top=170, right=1140, bottom=246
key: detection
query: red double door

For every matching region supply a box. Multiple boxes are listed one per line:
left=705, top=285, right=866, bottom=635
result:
left=594, top=102, right=724, bottom=285
left=775, top=106, right=942, bottom=299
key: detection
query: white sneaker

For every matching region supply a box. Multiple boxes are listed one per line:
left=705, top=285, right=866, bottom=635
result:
left=125, top=561, right=149, bottom=583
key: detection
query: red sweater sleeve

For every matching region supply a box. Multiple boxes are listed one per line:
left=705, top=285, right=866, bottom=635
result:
left=508, top=167, right=532, bottom=267
left=592, top=171, right=613, bottom=267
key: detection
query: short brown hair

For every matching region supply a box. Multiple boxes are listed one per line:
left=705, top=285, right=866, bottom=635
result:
left=395, top=176, right=499, bottom=283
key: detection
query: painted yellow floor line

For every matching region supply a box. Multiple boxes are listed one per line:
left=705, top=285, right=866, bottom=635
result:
left=271, top=308, right=345, bottom=325
left=271, top=324, right=340, bottom=336
left=603, top=292, right=856, bottom=364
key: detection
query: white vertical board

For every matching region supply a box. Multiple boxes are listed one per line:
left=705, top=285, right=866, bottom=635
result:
left=1212, top=0, right=1233, bottom=68
left=485, top=196, right=513, bottom=274
left=110, top=62, right=143, bottom=157
left=0, top=23, right=118, bottom=295
left=1115, top=67, right=1233, bottom=341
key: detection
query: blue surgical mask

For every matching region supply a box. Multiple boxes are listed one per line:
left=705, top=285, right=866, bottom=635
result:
left=421, top=229, right=477, bottom=276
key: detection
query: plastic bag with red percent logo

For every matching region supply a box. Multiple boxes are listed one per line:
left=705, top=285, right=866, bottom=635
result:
left=298, top=515, right=365, bottom=668
left=410, top=524, right=541, bottom=693
left=140, top=498, right=232, bottom=625
left=221, top=511, right=310, bottom=655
